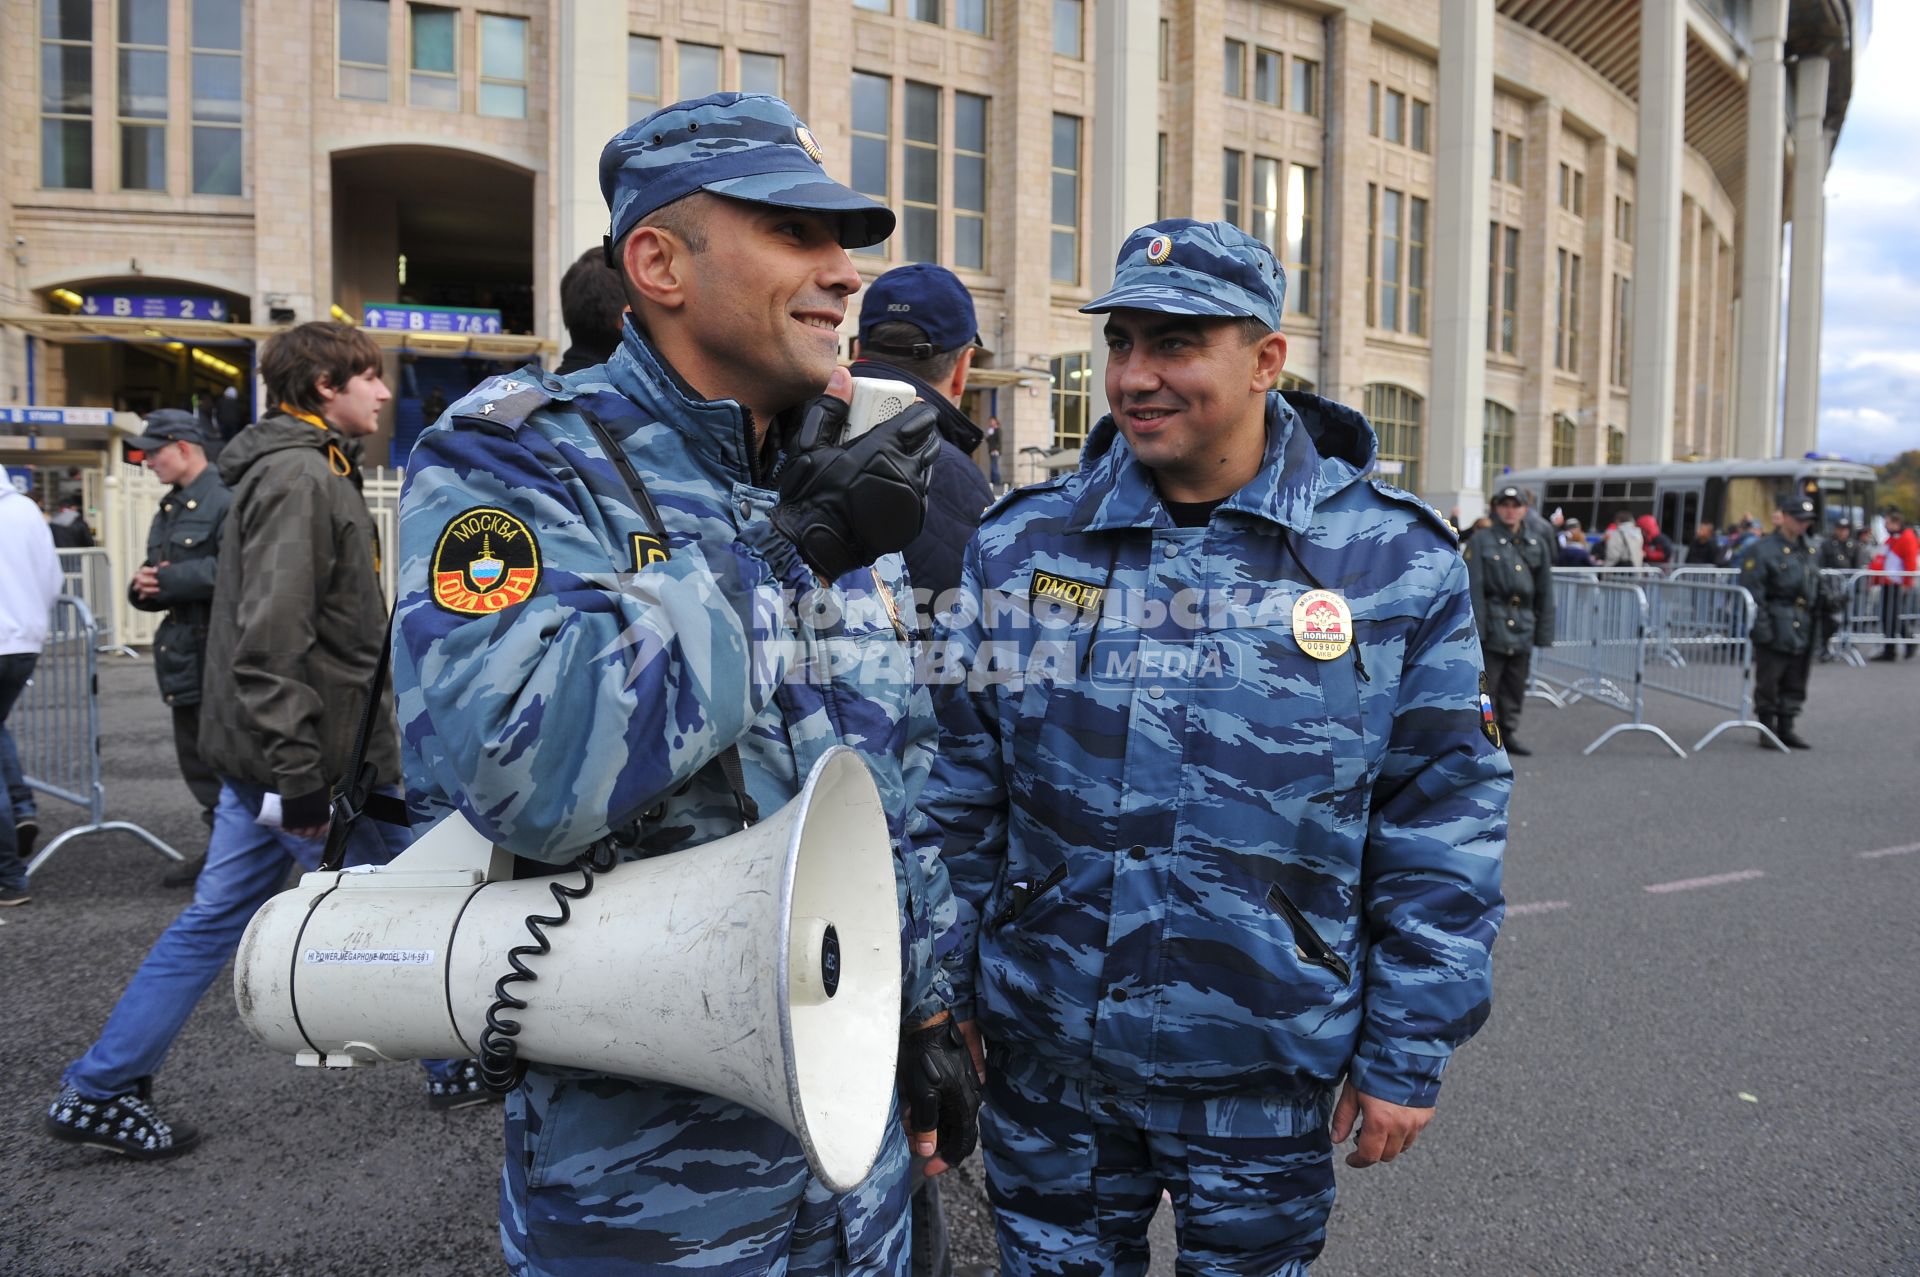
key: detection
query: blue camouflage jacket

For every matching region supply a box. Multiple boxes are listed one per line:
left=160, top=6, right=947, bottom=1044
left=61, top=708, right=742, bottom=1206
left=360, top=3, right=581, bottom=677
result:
left=914, top=391, right=1508, bottom=1132
left=391, top=329, right=955, bottom=1024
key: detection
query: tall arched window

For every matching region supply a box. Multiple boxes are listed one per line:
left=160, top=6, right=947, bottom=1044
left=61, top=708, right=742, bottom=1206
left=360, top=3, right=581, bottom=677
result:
left=1364, top=384, right=1424, bottom=492
left=1552, top=413, right=1577, bottom=467
left=1482, top=401, right=1514, bottom=497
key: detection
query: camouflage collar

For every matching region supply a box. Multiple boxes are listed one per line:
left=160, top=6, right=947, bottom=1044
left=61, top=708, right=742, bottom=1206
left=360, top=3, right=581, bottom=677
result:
left=603, top=317, right=761, bottom=486
left=1065, top=392, right=1368, bottom=536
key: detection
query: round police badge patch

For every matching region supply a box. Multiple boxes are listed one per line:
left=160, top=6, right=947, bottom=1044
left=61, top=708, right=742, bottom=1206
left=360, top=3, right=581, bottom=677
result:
left=795, top=126, right=824, bottom=164
left=1145, top=234, right=1174, bottom=265
left=1291, top=589, right=1353, bottom=661
left=432, top=507, right=540, bottom=616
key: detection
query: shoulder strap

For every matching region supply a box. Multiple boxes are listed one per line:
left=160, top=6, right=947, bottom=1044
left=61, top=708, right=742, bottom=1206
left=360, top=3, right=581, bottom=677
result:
left=319, top=610, right=398, bottom=870
left=575, top=402, right=759, bottom=828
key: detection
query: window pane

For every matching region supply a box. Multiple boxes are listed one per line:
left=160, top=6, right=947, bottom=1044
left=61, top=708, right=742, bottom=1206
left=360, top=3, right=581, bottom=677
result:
left=629, top=35, right=660, bottom=100
left=1053, top=0, right=1082, bottom=57
left=42, top=43, right=92, bottom=114
left=411, top=72, right=457, bottom=109
left=904, top=206, right=937, bottom=263
left=740, top=52, right=782, bottom=96
left=678, top=43, right=719, bottom=98
left=955, top=92, right=986, bottom=152
left=121, top=123, right=165, bottom=189
left=1224, top=39, right=1244, bottom=96
left=910, top=0, right=940, bottom=23
left=1384, top=89, right=1404, bottom=144
left=853, top=72, right=889, bottom=131
left=411, top=7, right=455, bottom=73
left=340, top=0, right=389, bottom=68
left=192, top=124, right=242, bottom=193
left=120, top=0, right=167, bottom=46
left=1052, top=171, right=1078, bottom=227
left=479, top=82, right=526, bottom=118
left=193, top=0, right=243, bottom=49
left=1052, top=113, right=1078, bottom=170
left=955, top=215, right=984, bottom=271
left=1051, top=229, right=1077, bottom=283
left=120, top=49, right=169, bottom=119
left=852, top=136, right=888, bottom=198
left=44, top=0, right=91, bottom=41
left=1222, top=149, right=1243, bottom=227
left=906, top=82, right=938, bottom=143
left=904, top=145, right=938, bottom=204
left=192, top=53, right=242, bottom=121
left=481, top=16, right=526, bottom=81
left=956, top=0, right=987, bottom=34
left=1254, top=50, right=1280, bottom=105
left=955, top=153, right=984, bottom=210
left=339, top=64, right=387, bottom=100
left=1507, top=136, right=1523, bottom=183
left=854, top=0, right=888, bottom=9
left=41, top=118, right=91, bottom=188
left=1252, top=156, right=1279, bottom=249
left=1291, top=58, right=1318, bottom=115
left=1411, top=100, right=1429, bottom=152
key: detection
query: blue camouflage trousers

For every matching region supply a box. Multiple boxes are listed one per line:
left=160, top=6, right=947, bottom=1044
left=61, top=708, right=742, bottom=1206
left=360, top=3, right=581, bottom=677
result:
left=980, top=1064, right=1337, bottom=1277
left=502, top=1070, right=913, bottom=1276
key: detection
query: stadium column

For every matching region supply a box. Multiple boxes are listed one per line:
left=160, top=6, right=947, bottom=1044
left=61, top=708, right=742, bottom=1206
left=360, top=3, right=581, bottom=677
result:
left=1626, top=0, right=1685, bottom=466
left=1086, top=0, right=1161, bottom=423
left=555, top=0, right=628, bottom=323
left=1001, top=0, right=1062, bottom=474
left=1734, top=0, right=1788, bottom=459
left=1426, top=0, right=1493, bottom=519
left=1781, top=54, right=1831, bottom=461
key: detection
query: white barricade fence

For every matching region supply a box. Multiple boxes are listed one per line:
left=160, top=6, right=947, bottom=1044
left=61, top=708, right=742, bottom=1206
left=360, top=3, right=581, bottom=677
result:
left=1832, top=567, right=1920, bottom=662
left=1528, top=576, right=1685, bottom=757
left=1639, top=579, right=1783, bottom=752
left=17, top=596, right=182, bottom=877
left=97, top=460, right=407, bottom=648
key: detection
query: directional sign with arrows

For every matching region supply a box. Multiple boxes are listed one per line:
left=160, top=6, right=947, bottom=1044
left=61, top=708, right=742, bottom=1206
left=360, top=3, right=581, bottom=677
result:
left=80, top=295, right=232, bottom=322
left=361, top=302, right=503, bottom=335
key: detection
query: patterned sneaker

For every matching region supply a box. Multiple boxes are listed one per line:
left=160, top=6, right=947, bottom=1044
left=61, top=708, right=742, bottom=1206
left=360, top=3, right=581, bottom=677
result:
left=45, top=1079, right=200, bottom=1160
left=426, top=1059, right=498, bottom=1111
left=0, top=887, right=29, bottom=907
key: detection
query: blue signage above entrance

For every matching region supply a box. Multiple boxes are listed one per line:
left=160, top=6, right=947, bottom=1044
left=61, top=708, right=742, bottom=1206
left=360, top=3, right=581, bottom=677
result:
left=0, top=406, right=114, bottom=426
left=361, top=302, right=503, bottom=335
left=80, top=294, right=230, bottom=321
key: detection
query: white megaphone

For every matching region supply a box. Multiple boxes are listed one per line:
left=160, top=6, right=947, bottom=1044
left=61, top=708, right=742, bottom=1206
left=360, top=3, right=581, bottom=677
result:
left=233, top=746, right=901, bottom=1192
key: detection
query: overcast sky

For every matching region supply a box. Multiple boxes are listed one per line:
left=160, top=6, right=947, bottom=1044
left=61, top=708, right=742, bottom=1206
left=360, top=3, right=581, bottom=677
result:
left=1817, top=0, right=1916, bottom=463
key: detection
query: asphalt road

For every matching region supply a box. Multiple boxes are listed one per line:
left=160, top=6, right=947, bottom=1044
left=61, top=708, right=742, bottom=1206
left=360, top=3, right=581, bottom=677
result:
left=2, top=656, right=1916, bottom=1275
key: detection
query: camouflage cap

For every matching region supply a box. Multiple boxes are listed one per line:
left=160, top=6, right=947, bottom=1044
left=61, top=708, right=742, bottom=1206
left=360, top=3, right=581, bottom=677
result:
left=1081, top=218, right=1287, bottom=331
left=601, top=93, right=894, bottom=251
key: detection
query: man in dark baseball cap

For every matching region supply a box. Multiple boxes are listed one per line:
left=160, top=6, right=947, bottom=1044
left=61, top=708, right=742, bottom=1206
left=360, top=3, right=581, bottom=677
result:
left=853, top=263, right=990, bottom=606
left=124, top=408, right=209, bottom=456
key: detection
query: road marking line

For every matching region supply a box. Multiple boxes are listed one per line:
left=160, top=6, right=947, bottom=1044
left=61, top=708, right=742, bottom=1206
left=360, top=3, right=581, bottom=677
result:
left=1643, top=869, right=1767, bottom=894
left=1858, top=843, right=1920, bottom=860
left=1506, top=900, right=1572, bottom=916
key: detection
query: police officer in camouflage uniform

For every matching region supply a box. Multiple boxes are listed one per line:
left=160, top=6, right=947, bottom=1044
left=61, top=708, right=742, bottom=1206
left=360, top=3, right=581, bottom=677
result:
left=1738, top=495, right=1821, bottom=749
left=1464, top=486, right=1555, bottom=757
left=911, top=220, right=1510, bottom=1275
left=124, top=410, right=231, bottom=880
left=390, top=94, right=978, bottom=1275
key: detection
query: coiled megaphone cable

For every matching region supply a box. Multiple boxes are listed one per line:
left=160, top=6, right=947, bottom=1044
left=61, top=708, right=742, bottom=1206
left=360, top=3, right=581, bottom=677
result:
left=477, top=839, right=622, bottom=1094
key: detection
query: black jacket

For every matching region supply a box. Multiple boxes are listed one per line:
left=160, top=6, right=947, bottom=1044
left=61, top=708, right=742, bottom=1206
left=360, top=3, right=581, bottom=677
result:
left=130, top=465, right=231, bottom=706
left=849, top=360, right=991, bottom=603
left=1465, top=522, right=1556, bottom=655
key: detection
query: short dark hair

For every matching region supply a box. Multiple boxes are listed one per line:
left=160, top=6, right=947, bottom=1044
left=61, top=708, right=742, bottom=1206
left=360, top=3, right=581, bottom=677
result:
left=860, top=320, right=963, bottom=386
left=1235, top=316, right=1275, bottom=346
left=259, top=322, right=383, bottom=417
left=614, top=192, right=717, bottom=319
left=560, top=247, right=629, bottom=354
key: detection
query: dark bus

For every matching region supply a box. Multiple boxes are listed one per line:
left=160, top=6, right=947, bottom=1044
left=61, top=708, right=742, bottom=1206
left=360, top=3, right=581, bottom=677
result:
left=1499, top=456, right=1878, bottom=543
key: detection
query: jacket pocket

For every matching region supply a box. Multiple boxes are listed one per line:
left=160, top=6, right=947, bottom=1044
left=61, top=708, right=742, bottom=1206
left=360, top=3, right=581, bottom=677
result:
left=1266, top=883, right=1352, bottom=984
left=990, top=862, right=1067, bottom=930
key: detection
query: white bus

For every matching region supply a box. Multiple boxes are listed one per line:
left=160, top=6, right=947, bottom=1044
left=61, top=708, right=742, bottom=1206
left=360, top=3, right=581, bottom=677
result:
left=1499, top=456, right=1879, bottom=542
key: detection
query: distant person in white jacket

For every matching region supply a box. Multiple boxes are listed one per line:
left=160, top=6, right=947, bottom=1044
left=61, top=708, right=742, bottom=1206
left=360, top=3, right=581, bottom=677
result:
left=1603, top=508, right=1646, bottom=568
left=0, top=481, right=64, bottom=905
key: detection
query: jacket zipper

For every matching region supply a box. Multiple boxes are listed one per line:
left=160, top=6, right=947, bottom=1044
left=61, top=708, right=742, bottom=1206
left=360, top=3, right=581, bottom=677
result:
left=1265, top=883, right=1352, bottom=983
left=993, top=863, right=1067, bottom=929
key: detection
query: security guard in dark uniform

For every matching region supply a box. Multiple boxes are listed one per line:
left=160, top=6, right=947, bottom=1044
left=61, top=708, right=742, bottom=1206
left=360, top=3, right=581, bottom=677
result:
left=125, top=410, right=231, bottom=839
left=1738, top=495, right=1820, bottom=749
left=1464, top=486, right=1554, bottom=756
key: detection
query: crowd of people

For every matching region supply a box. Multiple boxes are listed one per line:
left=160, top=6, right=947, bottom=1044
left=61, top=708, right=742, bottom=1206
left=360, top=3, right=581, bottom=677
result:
left=0, top=85, right=1907, bottom=1277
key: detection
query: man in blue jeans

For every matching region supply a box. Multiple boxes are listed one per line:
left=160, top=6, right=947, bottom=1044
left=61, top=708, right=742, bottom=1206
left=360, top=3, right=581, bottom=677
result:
left=44, top=323, right=484, bottom=1161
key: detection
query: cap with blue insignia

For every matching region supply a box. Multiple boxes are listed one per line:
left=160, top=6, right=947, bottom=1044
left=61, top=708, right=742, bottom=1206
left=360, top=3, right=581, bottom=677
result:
left=601, top=93, right=894, bottom=253
left=1081, top=218, right=1288, bottom=332
left=126, top=408, right=206, bottom=453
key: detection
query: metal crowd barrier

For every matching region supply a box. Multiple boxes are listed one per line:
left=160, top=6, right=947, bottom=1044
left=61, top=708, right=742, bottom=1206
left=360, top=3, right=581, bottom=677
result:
left=1830, top=568, right=1920, bottom=663
left=1529, top=576, right=1686, bottom=757
left=18, top=596, right=182, bottom=877
left=1639, top=580, right=1782, bottom=753
left=55, top=547, right=137, bottom=658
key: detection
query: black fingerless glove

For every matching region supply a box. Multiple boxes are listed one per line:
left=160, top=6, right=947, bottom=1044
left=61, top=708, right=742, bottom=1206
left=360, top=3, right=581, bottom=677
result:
left=899, top=1017, right=980, bottom=1166
left=769, top=393, right=942, bottom=582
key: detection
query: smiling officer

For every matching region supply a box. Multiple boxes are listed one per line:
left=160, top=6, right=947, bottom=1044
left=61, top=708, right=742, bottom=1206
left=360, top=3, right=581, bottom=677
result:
left=913, top=219, right=1510, bottom=1275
